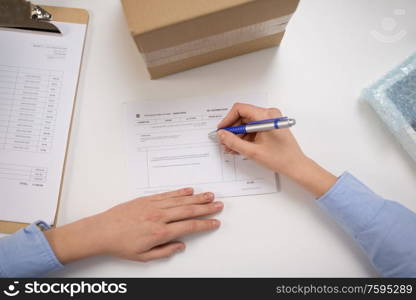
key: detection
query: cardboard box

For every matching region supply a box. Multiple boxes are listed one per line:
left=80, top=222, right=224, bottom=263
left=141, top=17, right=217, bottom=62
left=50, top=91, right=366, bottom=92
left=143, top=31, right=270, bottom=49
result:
left=121, top=0, right=299, bottom=79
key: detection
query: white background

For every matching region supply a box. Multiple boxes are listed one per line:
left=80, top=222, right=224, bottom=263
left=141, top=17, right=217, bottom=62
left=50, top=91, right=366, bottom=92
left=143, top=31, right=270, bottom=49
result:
left=5, top=0, right=415, bottom=277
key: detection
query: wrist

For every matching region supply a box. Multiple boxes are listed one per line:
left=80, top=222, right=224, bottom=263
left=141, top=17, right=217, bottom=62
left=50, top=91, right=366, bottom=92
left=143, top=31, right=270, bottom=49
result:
left=44, top=215, right=105, bottom=264
left=283, top=155, right=338, bottom=198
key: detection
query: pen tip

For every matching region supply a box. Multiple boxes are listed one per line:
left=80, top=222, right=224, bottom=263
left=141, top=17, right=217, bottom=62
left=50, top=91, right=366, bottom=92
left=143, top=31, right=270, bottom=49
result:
left=208, top=130, right=217, bottom=138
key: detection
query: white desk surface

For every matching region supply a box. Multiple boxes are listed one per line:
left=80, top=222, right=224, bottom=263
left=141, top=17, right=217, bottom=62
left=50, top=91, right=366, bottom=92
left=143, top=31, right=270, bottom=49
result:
left=20, top=0, right=416, bottom=277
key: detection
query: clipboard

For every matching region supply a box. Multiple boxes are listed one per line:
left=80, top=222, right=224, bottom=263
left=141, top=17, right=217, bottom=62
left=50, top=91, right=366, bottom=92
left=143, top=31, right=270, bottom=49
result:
left=0, top=4, right=89, bottom=234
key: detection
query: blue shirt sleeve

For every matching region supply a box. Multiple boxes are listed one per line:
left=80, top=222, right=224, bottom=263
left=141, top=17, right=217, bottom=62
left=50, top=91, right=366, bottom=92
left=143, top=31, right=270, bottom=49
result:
left=317, top=172, right=416, bottom=277
left=0, top=221, right=63, bottom=277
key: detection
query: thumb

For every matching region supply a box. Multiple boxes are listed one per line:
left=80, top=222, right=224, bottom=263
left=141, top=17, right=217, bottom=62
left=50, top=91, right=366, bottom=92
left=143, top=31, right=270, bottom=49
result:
left=218, top=130, right=257, bottom=158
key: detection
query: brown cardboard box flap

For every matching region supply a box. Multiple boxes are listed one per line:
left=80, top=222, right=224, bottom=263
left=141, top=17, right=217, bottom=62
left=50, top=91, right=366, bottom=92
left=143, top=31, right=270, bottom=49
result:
left=121, top=0, right=253, bottom=36
left=126, top=0, right=299, bottom=53
left=121, top=0, right=299, bottom=78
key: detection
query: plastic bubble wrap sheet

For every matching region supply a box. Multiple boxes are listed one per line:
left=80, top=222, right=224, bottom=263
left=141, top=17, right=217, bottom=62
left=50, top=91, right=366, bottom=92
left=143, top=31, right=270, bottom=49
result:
left=361, top=53, right=416, bottom=162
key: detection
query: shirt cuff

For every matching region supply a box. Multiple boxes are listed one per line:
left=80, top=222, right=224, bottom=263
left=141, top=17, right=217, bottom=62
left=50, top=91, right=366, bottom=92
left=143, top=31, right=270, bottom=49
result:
left=316, top=172, right=386, bottom=238
left=0, top=221, right=63, bottom=277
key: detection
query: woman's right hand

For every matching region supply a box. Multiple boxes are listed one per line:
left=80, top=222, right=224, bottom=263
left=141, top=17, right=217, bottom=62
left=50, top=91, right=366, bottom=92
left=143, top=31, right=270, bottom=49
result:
left=217, top=103, right=337, bottom=197
left=216, top=103, right=306, bottom=176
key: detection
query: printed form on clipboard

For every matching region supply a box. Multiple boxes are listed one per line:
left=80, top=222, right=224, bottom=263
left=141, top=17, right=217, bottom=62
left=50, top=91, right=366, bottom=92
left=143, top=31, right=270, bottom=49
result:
left=124, top=93, right=279, bottom=199
left=0, top=9, right=88, bottom=231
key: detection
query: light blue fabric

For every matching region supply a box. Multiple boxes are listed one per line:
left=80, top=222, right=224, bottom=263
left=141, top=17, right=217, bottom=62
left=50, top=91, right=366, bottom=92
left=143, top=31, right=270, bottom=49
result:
left=317, top=172, right=416, bottom=277
left=0, top=221, right=63, bottom=277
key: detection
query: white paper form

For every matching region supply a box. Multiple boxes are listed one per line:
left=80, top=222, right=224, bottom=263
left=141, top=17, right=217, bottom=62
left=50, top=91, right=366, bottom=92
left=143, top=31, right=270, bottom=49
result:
left=125, top=93, right=279, bottom=198
left=0, top=22, right=86, bottom=224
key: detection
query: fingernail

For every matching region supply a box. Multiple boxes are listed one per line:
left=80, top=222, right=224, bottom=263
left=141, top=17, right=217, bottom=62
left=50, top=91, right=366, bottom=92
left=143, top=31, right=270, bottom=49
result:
left=212, top=219, right=221, bottom=227
left=214, top=201, right=223, bottom=208
left=204, top=192, right=214, bottom=200
left=217, top=131, right=224, bottom=139
left=184, top=187, right=193, bottom=193
left=177, top=244, right=185, bottom=251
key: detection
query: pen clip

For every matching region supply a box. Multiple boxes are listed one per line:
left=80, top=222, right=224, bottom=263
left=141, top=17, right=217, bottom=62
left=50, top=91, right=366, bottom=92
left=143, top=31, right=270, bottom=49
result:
left=247, top=117, right=288, bottom=125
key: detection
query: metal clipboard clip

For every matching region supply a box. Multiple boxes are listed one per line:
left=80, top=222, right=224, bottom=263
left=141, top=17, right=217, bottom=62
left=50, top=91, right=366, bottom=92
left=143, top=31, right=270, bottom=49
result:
left=0, top=0, right=61, bottom=34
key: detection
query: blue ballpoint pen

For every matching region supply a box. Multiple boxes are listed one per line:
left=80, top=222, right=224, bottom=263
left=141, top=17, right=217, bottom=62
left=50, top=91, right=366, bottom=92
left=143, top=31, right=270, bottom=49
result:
left=208, top=117, right=296, bottom=138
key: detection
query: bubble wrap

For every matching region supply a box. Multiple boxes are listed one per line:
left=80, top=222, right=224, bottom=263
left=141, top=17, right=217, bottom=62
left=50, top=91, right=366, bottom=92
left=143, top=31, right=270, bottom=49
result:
left=361, top=53, right=416, bottom=162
